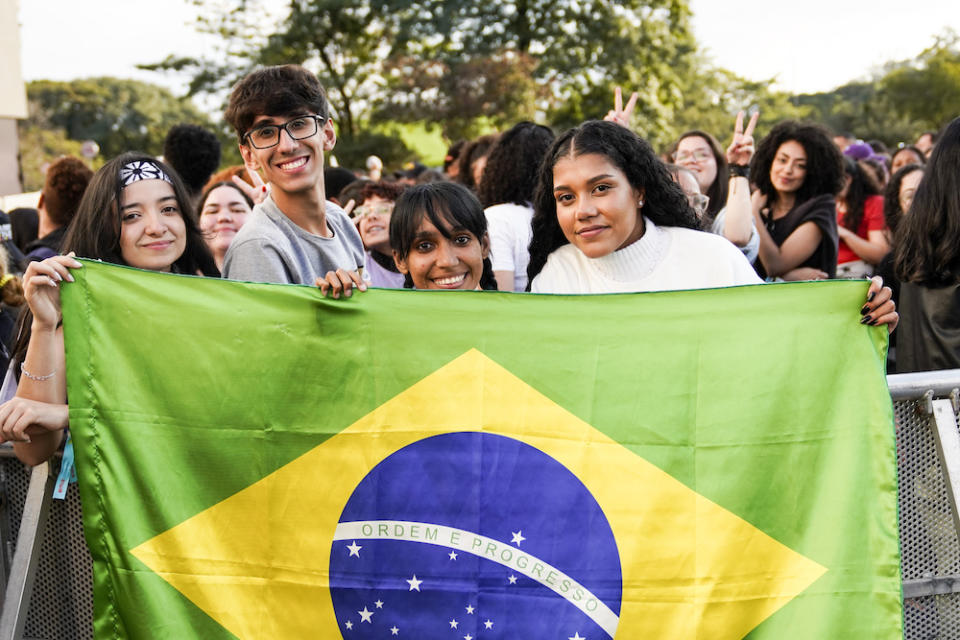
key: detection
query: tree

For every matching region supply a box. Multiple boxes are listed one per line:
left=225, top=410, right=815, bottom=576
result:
left=147, top=0, right=699, bottom=149
left=23, top=78, right=213, bottom=160
left=880, top=30, right=960, bottom=133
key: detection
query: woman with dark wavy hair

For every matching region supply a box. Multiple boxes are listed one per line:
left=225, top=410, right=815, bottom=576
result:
left=477, top=122, right=554, bottom=291
left=894, top=116, right=960, bottom=372
left=527, top=120, right=761, bottom=293
left=750, top=121, right=844, bottom=280
left=835, top=156, right=888, bottom=278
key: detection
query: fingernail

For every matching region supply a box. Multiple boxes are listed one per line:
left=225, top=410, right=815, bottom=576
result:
left=861, top=315, right=872, bottom=325
left=359, top=283, right=367, bottom=291
left=869, top=318, right=879, bottom=326
left=261, top=185, right=267, bottom=193
left=53, top=272, right=62, bottom=282
left=867, top=292, right=876, bottom=302
left=65, top=273, right=74, bottom=282
left=860, top=305, right=870, bottom=315
left=345, top=288, right=352, bottom=297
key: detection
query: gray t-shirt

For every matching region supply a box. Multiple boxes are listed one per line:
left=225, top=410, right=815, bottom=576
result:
left=222, top=196, right=365, bottom=285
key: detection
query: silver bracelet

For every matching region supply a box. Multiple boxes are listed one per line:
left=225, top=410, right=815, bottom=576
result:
left=20, top=362, right=57, bottom=381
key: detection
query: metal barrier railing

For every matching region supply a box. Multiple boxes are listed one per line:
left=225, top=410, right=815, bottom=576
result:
left=3, top=370, right=960, bottom=639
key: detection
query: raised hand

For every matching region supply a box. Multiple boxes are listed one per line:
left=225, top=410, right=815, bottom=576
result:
left=726, top=110, right=759, bottom=166
left=232, top=164, right=269, bottom=205
left=23, top=254, right=82, bottom=330
left=603, top=86, right=638, bottom=129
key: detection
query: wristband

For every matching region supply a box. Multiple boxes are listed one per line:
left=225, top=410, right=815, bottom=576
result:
left=730, top=164, right=750, bottom=179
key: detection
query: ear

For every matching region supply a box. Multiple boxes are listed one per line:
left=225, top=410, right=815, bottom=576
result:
left=392, top=250, right=409, bottom=275
left=636, top=186, right=646, bottom=207
left=37, top=193, right=45, bottom=211
left=239, top=143, right=258, bottom=171
left=322, top=119, right=337, bottom=152
left=480, top=232, right=491, bottom=260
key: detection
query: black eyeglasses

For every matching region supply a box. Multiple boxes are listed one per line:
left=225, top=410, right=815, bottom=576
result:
left=244, top=115, right=325, bottom=149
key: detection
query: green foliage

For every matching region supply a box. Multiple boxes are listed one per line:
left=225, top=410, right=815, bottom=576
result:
left=331, top=132, right=413, bottom=170
left=23, top=78, right=212, bottom=159
left=880, top=31, right=960, bottom=133
left=16, top=126, right=91, bottom=192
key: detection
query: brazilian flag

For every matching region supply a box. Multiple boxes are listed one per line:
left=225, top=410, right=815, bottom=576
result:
left=62, top=260, right=900, bottom=639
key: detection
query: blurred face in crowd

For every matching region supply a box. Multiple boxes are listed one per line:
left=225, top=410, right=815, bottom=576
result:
left=200, top=185, right=251, bottom=257
left=119, top=179, right=186, bottom=271
left=675, top=136, right=717, bottom=193
left=899, top=169, right=923, bottom=214
left=770, top=140, right=807, bottom=196
left=394, top=212, right=490, bottom=290
left=673, top=168, right=708, bottom=220
left=891, top=148, right=923, bottom=173
left=552, top=152, right=645, bottom=259
left=357, top=195, right=394, bottom=255
left=915, top=133, right=934, bottom=157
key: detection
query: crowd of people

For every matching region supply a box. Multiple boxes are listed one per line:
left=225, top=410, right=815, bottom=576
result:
left=0, top=63, right=957, bottom=467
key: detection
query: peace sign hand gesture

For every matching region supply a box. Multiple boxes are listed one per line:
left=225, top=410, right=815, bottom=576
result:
left=604, top=86, right=638, bottom=129
left=232, top=164, right=270, bottom=205
left=726, top=110, right=759, bottom=166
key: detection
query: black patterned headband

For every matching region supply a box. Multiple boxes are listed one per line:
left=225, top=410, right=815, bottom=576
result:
left=119, top=160, right=172, bottom=187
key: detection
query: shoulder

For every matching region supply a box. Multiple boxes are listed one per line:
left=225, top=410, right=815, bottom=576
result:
left=661, top=227, right=762, bottom=286
left=864, top=195, right=885, bottom=225
left=530, top=245, right=586, bottom=293
left=324, top=203, right=364, bottom=247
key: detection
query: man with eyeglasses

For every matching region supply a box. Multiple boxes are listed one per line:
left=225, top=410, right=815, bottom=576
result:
left=222, top=65, right=366, bottom=298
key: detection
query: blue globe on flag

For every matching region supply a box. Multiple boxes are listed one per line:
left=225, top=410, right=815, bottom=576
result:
left=330, top=432, right=623, bottom=639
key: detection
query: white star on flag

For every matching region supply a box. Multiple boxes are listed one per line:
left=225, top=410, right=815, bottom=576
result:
left=484, top=619, right=494, bottom=629
left=569, top=633, right=586, bottom=640
left=464, top=635, right=473, bottom=640
left=358, top=607, right=373, bottom=623
left=465, top=604, right=475, bottom=614
left=390, top=626, right=399, bottom=635
left=508, top=575, right=517, bottom=584
left=346, top=541, right=362, bottom=557
left=448, top=550, right=458, bottom=561
left=375, top=600, right=383, bottom=609
left=511, top=530, right=526, bottom=546
left=450, top=619, right=459, bottom=629
left=406, top=575, right=422, bottom=591
left=345, top=621, right=353, bottom=630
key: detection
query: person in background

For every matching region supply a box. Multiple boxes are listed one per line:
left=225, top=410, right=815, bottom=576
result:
left=915, top=131, right=937, bottom=158
left=365, top=155, right=383, bottom=181
left=0, top=246, right=25, bottom=376
left=890, top=145, right=926, bottom=174
left=843, top=141, right=888, bottom=189
left=198, top=181, right=254, bottom=271
left=477, top=122, right=554, bottom=292
left=443, top=140, right=466, bottom=180
left=456, top=134, right=498, bottom=193
left=324, top=167, right=358, bottom=207
left=163, top=124, right=222, bottom=208
left=665, top=164, right=710, bottom=219
left=355, top=181, right=406, bottom=288
left=0, top=211, right=29, bottom=273
left=833, top=131, right=857, bottom=151
left=750, top=121, right=843, bottom=281
left=894, top=117, right=960, bottom=372
left=835, top=156, right=889, bottom=279
left=8, top=208, right=38, bottom=256
left=25, top=157, right=93, bottom=262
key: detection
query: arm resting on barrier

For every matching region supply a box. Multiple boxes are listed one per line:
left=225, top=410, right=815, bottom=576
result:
left=0, top=398, right=68, bottom=466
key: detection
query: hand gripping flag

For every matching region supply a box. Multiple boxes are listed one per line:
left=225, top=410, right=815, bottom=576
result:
left=61, top=260, right=901, bottom=639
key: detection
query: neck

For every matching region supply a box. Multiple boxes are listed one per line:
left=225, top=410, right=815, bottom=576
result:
left=213, top=250, right=226, bottom=272
left=773, top=192, right=796, bottom=217
left=37, top=211, right=58, bottom=238
left=273, top=183, right=331, bottom=237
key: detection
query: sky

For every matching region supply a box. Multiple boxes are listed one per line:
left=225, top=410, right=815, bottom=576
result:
left=14, top=0, right=960, bottom=107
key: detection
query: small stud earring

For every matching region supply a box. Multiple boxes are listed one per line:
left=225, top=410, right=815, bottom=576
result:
left=638, top=199, right=644, bottom=207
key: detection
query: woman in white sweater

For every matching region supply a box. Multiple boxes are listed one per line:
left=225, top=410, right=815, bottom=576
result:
left=525, top=121, right=898, bottom=329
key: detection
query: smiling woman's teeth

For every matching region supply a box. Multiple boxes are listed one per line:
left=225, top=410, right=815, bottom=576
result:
left=435, top=274, right=466, bottom=286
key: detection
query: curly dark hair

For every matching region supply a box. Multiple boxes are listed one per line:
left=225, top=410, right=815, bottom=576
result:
left=389, top=182, right=497, bottom=290
left=895, top=117, right=960, bottom=285
left=42, top=156, right=93, bottom=227
left=456, top=134, right=498, bottom=192
left=225, top=65, right=330, bottom=143
left=162, top=124, right=222, bottom=197
left=476, top=122, right=555, bottom=208
left=527, top=120, right=699, bottom=288
left=751, top=121, right=844, bottom=207
left=359, top=180, right=405, bottom=204
left=883, top=164, right=923, bottom=236
left=839, top=156, right=881, bottom=233
left=670, top=130, right=728, bottom=220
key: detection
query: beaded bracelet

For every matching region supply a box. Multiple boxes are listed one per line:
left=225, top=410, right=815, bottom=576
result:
left=20, top=362, right=57, bottom=382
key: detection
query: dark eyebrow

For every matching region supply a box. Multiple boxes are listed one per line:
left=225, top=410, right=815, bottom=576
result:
left=554, top=173, right=616, bottom=192
left=121, top=195, right=178, bottom=212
